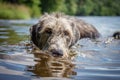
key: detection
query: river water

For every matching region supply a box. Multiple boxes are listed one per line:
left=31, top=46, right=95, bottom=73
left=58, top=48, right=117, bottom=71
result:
left=0, top=17, right=120, bottom=80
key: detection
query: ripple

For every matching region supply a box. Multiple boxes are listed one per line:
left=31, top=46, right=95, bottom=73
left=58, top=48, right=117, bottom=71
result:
left=0, top=36, right=9, bottom=39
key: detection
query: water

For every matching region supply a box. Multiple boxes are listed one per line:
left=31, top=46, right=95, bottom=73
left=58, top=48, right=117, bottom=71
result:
left=0, top=17, right=120, bottom=80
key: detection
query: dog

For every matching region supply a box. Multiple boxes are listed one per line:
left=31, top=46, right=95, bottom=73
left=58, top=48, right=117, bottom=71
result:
left=30, top=13, right=102, bottom=58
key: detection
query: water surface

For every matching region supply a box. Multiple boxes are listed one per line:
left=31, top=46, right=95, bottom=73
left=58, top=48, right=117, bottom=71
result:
left=0, top=17, right=120, bottom=80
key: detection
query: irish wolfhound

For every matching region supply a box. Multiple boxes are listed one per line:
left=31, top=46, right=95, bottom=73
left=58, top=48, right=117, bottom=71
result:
left=30, top=13, right=100, bottom=58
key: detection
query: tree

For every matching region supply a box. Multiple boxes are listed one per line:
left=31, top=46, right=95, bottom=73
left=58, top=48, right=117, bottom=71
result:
left=22, top=0, right=41, bottom=17
left=41, top=0, right=66, bottom=13
left=65, top=0, right=77, bottom=15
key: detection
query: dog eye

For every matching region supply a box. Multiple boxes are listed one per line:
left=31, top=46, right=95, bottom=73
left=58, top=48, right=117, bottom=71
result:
left=45, top=28, right=52, bottom=34
left=64, top=31, right=69, bottom=36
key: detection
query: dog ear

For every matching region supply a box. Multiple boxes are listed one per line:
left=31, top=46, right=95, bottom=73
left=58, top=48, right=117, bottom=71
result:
left=30, top=22, right=49, bottom=50
left=30, top=24, right=39, bottom=47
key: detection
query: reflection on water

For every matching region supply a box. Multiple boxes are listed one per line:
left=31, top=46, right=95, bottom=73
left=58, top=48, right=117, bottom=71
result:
left=0, top=26, right=28, bottom=45
left=0, top=17, right=120, bottom=80
left=27, top=52, right=76, bottom=77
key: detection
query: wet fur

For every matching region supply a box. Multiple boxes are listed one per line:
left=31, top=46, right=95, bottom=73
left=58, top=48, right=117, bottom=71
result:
left=30, top=13, right=100, bottom=57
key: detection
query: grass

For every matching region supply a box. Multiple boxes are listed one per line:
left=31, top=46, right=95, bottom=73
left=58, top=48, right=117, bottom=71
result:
left=0, top=3, right=31, bottom=19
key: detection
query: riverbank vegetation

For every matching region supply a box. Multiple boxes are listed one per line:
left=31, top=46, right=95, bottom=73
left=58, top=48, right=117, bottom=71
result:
left=0, top=3, right=30, bottom=19
left=0, top=0, right=120, bottom=19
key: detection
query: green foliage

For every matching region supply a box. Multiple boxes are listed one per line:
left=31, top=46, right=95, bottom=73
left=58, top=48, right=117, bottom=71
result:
left=65, top=0, right=77, bottom=15
left=99, top=0, right=120, bottom=16
left=76, top=0, right=120, bottom=16
left=0, top=0, right=120, bottom=19
left=0, top=0, right=41, bottom=18
left=0, top=3, right=31, bottom=19
left=21, top=0, right=41, bottom=17
left=41, top=0, right=65, bottom=13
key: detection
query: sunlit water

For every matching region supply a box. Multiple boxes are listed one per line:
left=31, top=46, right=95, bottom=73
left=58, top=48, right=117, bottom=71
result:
left=0, top=17, right=120, bottom=80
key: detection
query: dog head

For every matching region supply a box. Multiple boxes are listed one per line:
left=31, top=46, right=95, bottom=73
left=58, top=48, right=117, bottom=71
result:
left=30, top=13, right=77, bottom=57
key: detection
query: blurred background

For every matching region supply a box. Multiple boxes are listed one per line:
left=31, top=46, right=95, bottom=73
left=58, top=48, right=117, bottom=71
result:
left=0, top=0, right=120, bottom=19
left=0, top=0, right=120, bottom=80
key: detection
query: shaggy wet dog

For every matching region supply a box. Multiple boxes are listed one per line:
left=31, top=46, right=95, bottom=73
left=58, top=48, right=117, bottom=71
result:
left=30, top=13, right=100, bottom=58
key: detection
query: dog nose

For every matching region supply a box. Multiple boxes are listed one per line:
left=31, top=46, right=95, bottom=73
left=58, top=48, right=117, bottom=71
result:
left=50, top=49, right=63, bottom=57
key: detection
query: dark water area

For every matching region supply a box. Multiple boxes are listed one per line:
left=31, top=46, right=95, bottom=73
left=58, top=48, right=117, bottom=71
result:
left=0, top=17, right=120, bottom=80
